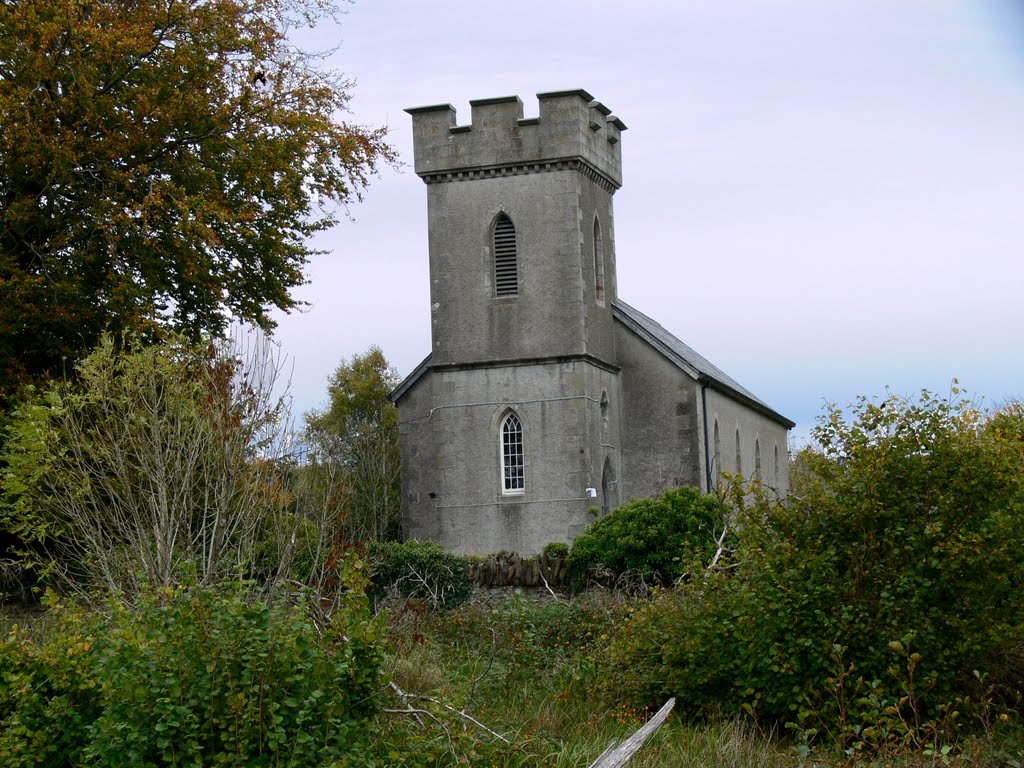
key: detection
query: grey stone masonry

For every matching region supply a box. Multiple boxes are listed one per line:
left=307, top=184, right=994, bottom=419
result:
left=405, top=90, right=626, bottom=190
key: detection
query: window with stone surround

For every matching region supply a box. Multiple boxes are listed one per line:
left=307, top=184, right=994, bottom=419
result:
left=713, top=419, right=721, bottom=475
left=500, top=411, right=525, bottom=494
left=593, top=217, right=605, bottom=304
left=493, top=214, right=518, bottom=296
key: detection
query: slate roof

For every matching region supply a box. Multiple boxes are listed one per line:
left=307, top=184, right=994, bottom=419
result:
left=392, top=300, right=794, bottom=429
left=390, top=352, right=432, bottom=403
left=612, top=300, right=794, bottom=428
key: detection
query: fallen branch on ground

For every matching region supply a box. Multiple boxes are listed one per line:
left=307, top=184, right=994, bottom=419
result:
left=588, top=697, right=675, bottom=768
left=389, top=681, right=511, bottom=744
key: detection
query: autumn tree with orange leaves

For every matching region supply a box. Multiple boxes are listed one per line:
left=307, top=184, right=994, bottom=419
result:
left=0, top=0, right=393, bottom=408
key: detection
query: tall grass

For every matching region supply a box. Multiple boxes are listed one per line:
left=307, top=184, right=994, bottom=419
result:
left=368, top=589, right=791, bottom=766
left=367, top=589, right=1023, bottom=767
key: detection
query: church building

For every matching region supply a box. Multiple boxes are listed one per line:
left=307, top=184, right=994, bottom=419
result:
left=392, top=90, right=793, bottom=555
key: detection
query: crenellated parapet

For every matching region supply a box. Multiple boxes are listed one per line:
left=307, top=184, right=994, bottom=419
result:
left=405, top=89, right=626, bottom=191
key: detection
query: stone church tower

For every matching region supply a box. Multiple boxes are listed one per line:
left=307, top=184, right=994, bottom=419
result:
left=393, top=90, right=793, bottom=555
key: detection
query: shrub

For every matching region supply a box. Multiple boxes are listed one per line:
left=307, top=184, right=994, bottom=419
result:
left=0, top=574, right=382, bottom=766
left=0, top=334, right=303, bottom=596
left=601, top=391, right=1024, bottom=749
left=566, top=486, right=726, bottom=585
left=0, top=600, right=100, bottom=766
left=367, top=540, right=472, bottom=609
left=541, top=541, right=569, bottom=560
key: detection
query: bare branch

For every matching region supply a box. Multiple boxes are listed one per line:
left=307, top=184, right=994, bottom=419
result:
left=388, top=681, right=511, bottom=745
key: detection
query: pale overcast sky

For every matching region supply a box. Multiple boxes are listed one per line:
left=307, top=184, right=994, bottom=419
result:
left=271, top=0, right=1024, bottom=446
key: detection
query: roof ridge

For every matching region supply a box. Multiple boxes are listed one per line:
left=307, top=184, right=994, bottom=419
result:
left=612, top=299, right=793, bottom=428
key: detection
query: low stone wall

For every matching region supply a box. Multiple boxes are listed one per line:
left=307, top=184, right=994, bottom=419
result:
left=463, top=552, right=567, bottom=588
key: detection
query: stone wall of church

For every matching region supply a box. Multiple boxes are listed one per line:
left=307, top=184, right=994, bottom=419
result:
left=397, top=359, right=622, bottom=555
left=614, top=324, right=703, bottom=499
left=700, top=389, right=790, bottom=492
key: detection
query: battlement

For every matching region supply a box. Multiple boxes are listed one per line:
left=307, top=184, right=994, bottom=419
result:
left=405, top=89, right=626, bottom=189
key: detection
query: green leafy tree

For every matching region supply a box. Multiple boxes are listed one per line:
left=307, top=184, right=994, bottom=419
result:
left=602, top=390, right=1024, bottom=742
left=300, top=347, right=402, bottom=544
left=0, top=0, right=393, bottom=406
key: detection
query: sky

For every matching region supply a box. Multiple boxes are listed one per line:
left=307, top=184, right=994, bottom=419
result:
left=270, top=0, right=1024, bottom=447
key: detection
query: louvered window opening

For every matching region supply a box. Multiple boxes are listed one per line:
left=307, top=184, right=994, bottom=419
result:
left=501, top=413, right=525, bottom=493
left=493, top=216, right=518, bottom=296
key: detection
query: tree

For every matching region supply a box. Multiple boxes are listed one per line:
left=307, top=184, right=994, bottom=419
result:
left=0, top=332, right=317, bottom=595
left=301, top=347, right=401, bottom=543
left=0, top=0, right=393, bottom=406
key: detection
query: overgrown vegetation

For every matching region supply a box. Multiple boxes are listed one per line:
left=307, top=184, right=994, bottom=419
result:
left=601, top=390, right=1024, bottom=760
left=300, top=347, right=402, bottom=545
left=0, top=567, right=381, bottom=766
left=566, top=485, right=727, bottom=586
left=367, top=588, right=1021, bottom=766
left=0, top=334, right=311, bottom=596
left=371, top=589, right=733, bottom=766
left=2, top=328, right=1021, bottom=768
left=367, top=539, right=473, bottom=610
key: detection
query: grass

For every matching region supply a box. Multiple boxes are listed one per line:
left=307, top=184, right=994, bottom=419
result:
left=366, top=588, right=791, bottom=766
left=366, top=588, right=1024, bottom=767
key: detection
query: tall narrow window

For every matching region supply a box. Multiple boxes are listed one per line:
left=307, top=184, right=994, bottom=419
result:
left=754, top=439, right=762, bottom=481
left=593, top=217, right=605, bottom=304
left=600, top=391, right=609, bottom=437
left=601, top=457, right=616, bottom=516
left=501, top=412, right=525, bottom=494
left=713, top=419, right=721, bottom=475
left=735, top=429, right=742, bottom=475
left=493, top=215, right=518, bottom=296
left=774, top=445, right=780, bottom=485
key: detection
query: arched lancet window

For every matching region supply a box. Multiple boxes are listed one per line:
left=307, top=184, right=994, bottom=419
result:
left=500, top=411, right=525, bottom=494
left=774, top=445, right=780, bottom=485
left=713, top=419, right=721, bottom=475
left=593, top=217, right=605, bottom=304
left=600, top=391, right=609, bottom=437
left=735, top=428, right=742, bottom=475
left=493, top=214, right=518, bottom=297
left=600, top=456, right=616, bottom=516
left=754, top=439, right=762, bottom=481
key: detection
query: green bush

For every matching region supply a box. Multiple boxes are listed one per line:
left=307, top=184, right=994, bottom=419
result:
left=601, top=392, right=1024, bottom=749
left=367, top=540, right=472, bottom=609
left=0, top=601, right=100, bottom=766
left=0, top=575, right=382, bottom=766
left=541, top=541, right=569, bottom=560
left=566, top=486, right=726, bottom=585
